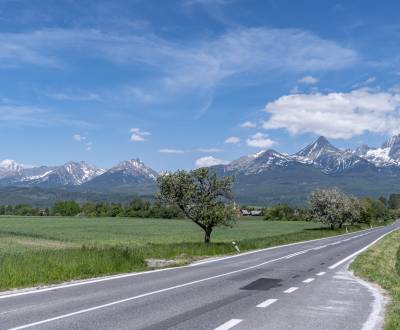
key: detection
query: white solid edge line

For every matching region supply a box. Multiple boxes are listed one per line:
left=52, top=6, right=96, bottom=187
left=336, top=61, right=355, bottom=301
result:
left=256, top=298, right=278, bottom=308
left=284, top=287, right=298, bottom=293
left=328, top=226, right=399, bottom=270
left=302, top=278, right=314, bottom=283
left=8, top=248, right=313, bottom=330
left=316, top=272, right=326, bottom=276
left=214, top=319, right=243, bottom=330
left=0, top=225, right=380, bottom=300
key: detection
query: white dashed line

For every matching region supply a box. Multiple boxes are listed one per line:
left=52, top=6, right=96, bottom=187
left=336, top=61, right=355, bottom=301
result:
left=256, top=298, right=278, bottom=308
left=316, top=272, right=326, bottom=276
left=284, top=287, right=298, bottom=293
left=214, top=319, right=243, bottom=330
left=302, top=278, right=314, bottom=283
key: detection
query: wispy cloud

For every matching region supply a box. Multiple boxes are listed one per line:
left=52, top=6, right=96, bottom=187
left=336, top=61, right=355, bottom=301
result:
left=352, top=76, right=376, bottom=88
left=158, top=148, right=185, bottom=154
left=0, top=104, right=92, bottom=127
left=72, top=133, right=92, bottom=151
left=240, top=121, right=257, bottom=128
left=46, top=91, right=102, bottom=102
left=298, top=75, right=319, bottom=84
left=0, top=27, right=358, bottom=107
left=197, top=147, right=222, bottom=152
left=225, top=136, right=240, bottom=144
left=130, top=127, right=150, bottom=142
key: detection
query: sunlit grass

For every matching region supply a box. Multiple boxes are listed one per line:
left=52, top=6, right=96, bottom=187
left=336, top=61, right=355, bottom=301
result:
left=351, top=230, right=400, bottom=330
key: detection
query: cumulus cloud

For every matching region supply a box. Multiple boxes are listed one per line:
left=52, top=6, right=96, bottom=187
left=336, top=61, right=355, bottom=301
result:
left=240, top=121, right=257, bottom=128
left=158, top=148, right=185, bottom=154
left=225, top=136, right=240, bottom=144
left=195, top=156, right=229, bottom=167
left=246, top=132, right=277, bottom=148
left=130, top=128, right=150, bottom=142
left=298, top=75, right=319, bottom=84
left=263, top=89, right=400, bottom=139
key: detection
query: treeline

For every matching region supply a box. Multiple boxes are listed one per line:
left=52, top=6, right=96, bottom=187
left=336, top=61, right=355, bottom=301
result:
left=263, top=190, right=400, bottom=228
left=0, top=199, right=184, bottom=219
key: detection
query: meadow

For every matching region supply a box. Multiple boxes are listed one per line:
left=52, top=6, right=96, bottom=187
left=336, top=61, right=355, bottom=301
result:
left=0, top=216, right=368, bottom=291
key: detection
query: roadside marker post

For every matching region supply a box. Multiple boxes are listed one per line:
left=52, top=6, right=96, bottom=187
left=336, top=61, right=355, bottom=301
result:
left=232, top=241, right=240, bottom=253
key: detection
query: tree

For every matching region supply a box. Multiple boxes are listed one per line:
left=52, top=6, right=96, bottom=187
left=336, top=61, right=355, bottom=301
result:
left=388, top=194, right=400, bottom=209
left=157, top=168, right=237, bottom=243
left=52, top=200, right=80, bottom=216
left=308, top=188, right=361, bottom=229
left=264, top=204, right=295, bottom=221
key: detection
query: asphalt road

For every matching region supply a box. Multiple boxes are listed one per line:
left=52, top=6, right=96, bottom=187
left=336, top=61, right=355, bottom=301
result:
left=1, top=221, right=399, bottom=330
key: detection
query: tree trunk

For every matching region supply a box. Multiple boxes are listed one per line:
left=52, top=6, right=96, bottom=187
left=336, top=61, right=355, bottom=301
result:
left=330, top=223, right=334, bottom=230
left=339, top=223, right=343, bottom=229
left=204, top=227, right=213, bottom=243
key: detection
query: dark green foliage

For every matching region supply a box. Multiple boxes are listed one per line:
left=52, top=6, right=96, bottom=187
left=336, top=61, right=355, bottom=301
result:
left=388, top=194, right=400, bottom=209
left=360, top=198, right=392, bottom=224
left=52, top=200, right=81, bottom=216
left=264, top=204, right=297, bottom=221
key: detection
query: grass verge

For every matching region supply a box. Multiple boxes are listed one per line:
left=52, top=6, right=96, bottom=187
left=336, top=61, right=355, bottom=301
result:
left=351, top=230, right=400, bottom=330
left=0, top=222, right=376, bottom=292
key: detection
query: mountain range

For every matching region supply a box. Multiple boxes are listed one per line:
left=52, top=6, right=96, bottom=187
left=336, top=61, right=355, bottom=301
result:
left=1, top=135, right=400, bottom=206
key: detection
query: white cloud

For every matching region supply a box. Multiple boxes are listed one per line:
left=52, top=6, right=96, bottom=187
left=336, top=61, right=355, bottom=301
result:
left=240, top=121, right=257, bottom=128
left=130, top=128, right=150, bottom=142
left=246, top=132, right=277, bottom=148
left=158, top=148, right=185, bottom=154
left=225, top=136, right=240, bottom=144
left=195, top=156, right=229, bottom=167
left=263, top=89, right=400, bottom=139
left=298, top=75, right=319, bottom=84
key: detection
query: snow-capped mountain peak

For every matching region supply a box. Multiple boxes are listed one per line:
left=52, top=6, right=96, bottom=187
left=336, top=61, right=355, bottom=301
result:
left=0, top=159, right=26, bottom=178
left=109, top=159, right=158, bottom=180
left=295, top=136, right=339, bottom=161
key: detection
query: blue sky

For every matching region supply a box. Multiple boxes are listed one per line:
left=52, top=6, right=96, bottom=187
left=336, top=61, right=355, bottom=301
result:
left=1, top=0, right=400, bottom=171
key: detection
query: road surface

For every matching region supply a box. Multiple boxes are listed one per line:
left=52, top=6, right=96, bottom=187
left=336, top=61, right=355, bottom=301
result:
left=1, top=221, right=399, bottom=330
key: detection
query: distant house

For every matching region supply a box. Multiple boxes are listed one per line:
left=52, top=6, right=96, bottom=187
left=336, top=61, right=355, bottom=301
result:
left=240, top=209, right=262, bottom=216
left=250, top=210, right=262, bottom=216
left=240, top=209, right=251, bottom=216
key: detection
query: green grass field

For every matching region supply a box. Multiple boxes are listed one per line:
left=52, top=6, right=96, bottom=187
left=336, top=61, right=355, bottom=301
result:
left=351, top=230, right=400, bottom=330
left=0, top=216, right=370, bottom=291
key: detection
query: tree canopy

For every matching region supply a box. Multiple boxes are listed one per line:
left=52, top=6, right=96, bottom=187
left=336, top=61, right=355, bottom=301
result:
left=157, top=168, right=237, bottom=243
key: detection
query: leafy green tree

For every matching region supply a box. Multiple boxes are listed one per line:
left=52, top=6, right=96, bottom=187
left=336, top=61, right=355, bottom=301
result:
left=157, top=168, right=237, bottom=243
left=52, top=201, right=80, bottom=216
left=361, top=198, right=390, bottom=224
